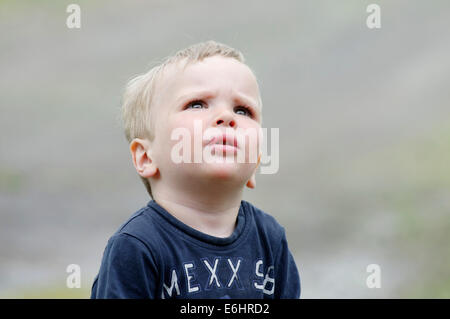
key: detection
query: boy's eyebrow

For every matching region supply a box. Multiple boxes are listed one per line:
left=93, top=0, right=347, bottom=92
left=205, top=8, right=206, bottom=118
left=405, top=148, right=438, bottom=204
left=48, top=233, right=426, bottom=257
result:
left=175, top=89, right=260, bottom=109
left=234, top=92, right=261, bottom=110
left=175, top=90, right=215, bottom=105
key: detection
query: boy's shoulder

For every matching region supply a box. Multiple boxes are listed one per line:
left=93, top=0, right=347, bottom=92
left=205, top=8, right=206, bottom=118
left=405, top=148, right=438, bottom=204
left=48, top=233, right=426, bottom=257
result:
left=241, top=200, right=287, bottom=241
left=107, top=203, right=161, bottom=249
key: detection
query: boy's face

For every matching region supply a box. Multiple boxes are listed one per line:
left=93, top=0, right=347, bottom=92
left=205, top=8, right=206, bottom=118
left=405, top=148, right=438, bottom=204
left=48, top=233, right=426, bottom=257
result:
left=146, top=56, right=262, bottom=191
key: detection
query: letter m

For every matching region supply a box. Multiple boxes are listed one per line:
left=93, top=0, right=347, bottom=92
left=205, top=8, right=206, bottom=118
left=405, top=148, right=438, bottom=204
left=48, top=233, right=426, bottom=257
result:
left=161, top=269, right=181, bottom=299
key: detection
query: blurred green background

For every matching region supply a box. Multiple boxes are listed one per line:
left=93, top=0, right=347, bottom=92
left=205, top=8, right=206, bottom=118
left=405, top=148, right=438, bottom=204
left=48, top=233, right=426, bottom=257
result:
left=1, top=0, right=449, bottom=298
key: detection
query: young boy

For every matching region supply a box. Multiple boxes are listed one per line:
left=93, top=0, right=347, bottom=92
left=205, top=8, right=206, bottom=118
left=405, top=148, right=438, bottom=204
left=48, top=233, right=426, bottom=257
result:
left=91, top=41, right=300, bottom=299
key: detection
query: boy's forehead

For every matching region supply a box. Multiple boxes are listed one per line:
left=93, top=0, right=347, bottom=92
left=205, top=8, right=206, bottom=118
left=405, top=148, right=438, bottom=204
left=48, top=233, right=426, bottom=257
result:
left=155, top=56, right=261, bottom=107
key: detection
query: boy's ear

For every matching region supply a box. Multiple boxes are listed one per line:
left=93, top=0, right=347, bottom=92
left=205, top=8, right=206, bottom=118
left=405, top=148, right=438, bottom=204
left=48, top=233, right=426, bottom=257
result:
left=246, top=173, right=256, bottom=189
left=130, top=138, right=158, bottom=178
left=246, top=153, right=261, bottom=189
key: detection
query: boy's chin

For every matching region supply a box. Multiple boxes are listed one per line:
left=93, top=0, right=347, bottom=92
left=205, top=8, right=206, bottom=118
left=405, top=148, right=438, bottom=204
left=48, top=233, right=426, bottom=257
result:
left=196, top=160, right=253, bottom=181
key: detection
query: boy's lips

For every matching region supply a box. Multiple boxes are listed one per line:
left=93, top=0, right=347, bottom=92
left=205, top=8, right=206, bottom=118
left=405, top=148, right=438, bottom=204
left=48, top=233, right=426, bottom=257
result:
left=205, top=132, right=239, bottom=149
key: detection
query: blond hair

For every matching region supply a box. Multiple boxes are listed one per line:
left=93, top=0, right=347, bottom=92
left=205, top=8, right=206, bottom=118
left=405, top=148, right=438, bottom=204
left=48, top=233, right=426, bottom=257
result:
left=122, top=41, right=247, bottom=198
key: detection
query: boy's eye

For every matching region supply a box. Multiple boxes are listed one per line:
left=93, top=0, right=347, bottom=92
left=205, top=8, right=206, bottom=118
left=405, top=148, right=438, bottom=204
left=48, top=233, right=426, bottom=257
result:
left=184, top=100, right=254, bottom=118
left=185, top=100, right=206, bottom=110
left=234, top=106, right=253, bottom=117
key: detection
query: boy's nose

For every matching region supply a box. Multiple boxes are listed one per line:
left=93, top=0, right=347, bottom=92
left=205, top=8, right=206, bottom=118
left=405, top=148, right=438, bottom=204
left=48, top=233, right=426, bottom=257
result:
left=214, top=110, right=236, bottom=128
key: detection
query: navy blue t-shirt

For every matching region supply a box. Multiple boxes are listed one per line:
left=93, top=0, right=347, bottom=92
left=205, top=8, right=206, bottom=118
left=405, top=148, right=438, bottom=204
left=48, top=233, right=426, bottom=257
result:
left=91, top=200, right=300, bottom=299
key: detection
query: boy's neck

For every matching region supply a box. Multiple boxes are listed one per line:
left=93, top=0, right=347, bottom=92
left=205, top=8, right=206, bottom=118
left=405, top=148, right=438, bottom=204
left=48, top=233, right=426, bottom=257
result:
left=152, top=184, right=243, bottom=238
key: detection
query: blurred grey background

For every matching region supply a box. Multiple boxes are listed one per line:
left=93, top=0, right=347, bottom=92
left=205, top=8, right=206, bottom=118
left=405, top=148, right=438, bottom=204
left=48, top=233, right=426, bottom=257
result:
left=1, top=0, right=449, bottom=298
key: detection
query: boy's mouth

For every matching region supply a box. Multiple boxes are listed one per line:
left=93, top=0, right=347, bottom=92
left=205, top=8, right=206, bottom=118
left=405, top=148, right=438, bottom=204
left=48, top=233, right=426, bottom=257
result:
left=207, top=133, right=238, bottom=149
